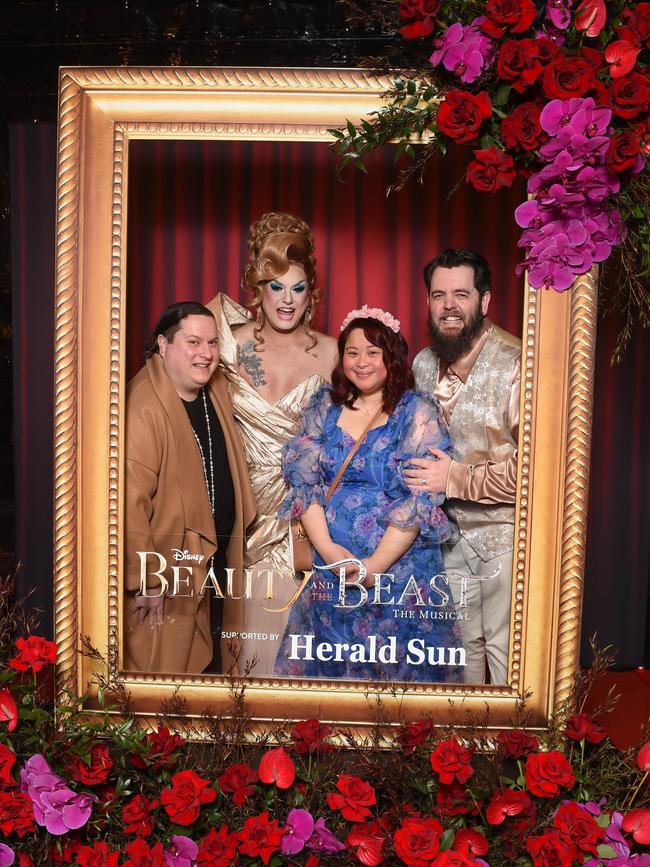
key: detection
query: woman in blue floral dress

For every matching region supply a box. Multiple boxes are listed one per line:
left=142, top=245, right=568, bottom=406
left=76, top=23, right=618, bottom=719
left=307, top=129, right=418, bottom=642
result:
left=273, top=308, right=465, bottom=683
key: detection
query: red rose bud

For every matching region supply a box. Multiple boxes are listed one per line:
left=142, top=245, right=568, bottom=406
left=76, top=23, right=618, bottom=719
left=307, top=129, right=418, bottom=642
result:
left=68, top=743, right=113, bottom=786
left=481, top=0, right=537, bottom=39
left=257, top=747, right=295, bottom=789
left=394, top=816, right=444, bottom=865
left=430, top=738, right=475, bottom=785
left=8, top=636, right=56, bottom=673
left=606, top=131, right=643, bottom=173
left=565, top=713, right=607, bottom=743
left=437, top=90, right=491, bottom=144
left=218, top=762, right=258, bottom=805
left=496, top=729, right=540, bottom=758
left=399, top=0, right=440, bottom=39
left=524, top=751, right=576, bottom=798
left=160, top=769, right=216, bottom=826
left=466, top=146, right=517, bottom=192
left=326, top=774, right=377, bottom=822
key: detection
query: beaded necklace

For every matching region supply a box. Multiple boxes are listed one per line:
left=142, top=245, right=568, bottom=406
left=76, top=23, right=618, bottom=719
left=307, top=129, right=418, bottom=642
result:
left=191, top=388, right=215, bottom=512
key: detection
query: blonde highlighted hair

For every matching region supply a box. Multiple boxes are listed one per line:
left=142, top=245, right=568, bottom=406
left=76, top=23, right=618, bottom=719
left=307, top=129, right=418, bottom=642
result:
left=243, top=212, right=322, bottom=349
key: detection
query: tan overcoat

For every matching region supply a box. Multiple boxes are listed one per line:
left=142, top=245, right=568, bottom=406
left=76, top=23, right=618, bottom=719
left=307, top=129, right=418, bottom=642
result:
left=123, top=354, right=255, bottom=674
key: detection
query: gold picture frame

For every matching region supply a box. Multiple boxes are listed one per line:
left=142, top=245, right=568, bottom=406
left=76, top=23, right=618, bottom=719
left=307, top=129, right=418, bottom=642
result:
left=53, top=66, right=595, bottom=736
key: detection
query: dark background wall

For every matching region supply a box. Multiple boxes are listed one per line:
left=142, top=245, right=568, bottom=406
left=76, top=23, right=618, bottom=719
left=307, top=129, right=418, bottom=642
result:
left=1, top=1, right=648, bottom=667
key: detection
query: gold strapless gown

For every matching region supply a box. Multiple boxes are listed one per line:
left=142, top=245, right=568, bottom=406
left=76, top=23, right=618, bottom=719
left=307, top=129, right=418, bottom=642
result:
left=209, top=294, right=325, bottom=676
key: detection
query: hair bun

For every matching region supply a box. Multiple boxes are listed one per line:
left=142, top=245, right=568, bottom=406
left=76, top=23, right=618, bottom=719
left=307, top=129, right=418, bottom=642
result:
left=248, top=212, right=314, bottom=255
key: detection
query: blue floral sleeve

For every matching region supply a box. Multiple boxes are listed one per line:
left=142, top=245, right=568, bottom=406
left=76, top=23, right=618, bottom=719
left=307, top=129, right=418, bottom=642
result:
left=279, top=385, right=333, bottom=521
left=379, top=391, right=453, bottom=543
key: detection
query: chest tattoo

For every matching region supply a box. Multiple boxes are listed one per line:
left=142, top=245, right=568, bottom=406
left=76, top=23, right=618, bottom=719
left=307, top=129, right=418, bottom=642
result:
left=240, top=339, right=267, bottom=386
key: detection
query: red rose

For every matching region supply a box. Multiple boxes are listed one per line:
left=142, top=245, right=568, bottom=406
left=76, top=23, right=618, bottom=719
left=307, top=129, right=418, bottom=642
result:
left=430, top=738, right=474, bottom=785
left=542, top=55, right=595, bottom=100
left=0, top=690, right=18, bottom=733
left=258, top=747, right=295, bottom=789
left=345, top=822, right=385, bottom=866
left=160, top=769, right=216, bottom=825
left=237, top=811, right=284, bottom=866
left=218, top=762, right=258, bottom=806
left=466, top=146, right=516, bottom=191
left=399, top=0, right=440, bottom=39
left=574, top=0, right=607, bottom=37
left=122, top=838, right=165, bottom=867
left=486, top=789, right=530, bottom=825
left=131, top=726, right=184, bottom=770
left=481, top=0, right=536, bottom=38
left=399, top=719, right=434, bottom=754
left=500, top=104, right=546, bottom=152
left=431, top=852, right=477, bottom=866
left=394, top=816, right=444, bottom=865
left=454, top=828, right=489, bottom=856
left=121, top=794, right=159, bottom=836
left=622, top=808, right=650, bottom=844
left=0, top=745, right=16, bottom=789
left=526, top=832, right=576, bottom=867
left=609, top=72, right=650, bottom=119
left=552, top=802, right=603, bottom=855
left=291, top=719, right=333, bottom=754
left=622, top=2, right=650, bottom=47
left=524, top=751, right=576, bottom=798
left=68, top=743, right=113, bottom=786
left=564, top=713, right=607, bottom=743
left=437, top=90, right=491, bottom=143
left=326, top=774, right=377, bottom=822
left=8, top=635, right=56, bottom=673
left=75, top=841, right=120, bottom=867
left=535, top=36, right=560, bottom=65
left=496, top=40, right=543, bottom=92
left=197, top=825, right=239, bottom=866
left=0, top=790, right=35, bottom=837
left=435, top=781, right=477, bottom=817
left=18, top=856, right=34, bottom=867
left=637, top=741, right=650, bottom=771
left=496, top=729, right=540, bottom=757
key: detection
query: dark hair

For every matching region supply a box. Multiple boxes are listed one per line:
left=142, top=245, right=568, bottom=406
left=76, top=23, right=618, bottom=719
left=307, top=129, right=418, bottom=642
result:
left=144, top=301, right=215, bottom=358
left=331, top=318, right=414, bottom=414
left=423, top=248, right=492, bottom=297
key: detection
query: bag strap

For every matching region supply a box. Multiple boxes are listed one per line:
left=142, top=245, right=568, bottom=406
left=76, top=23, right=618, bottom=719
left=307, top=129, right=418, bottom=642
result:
left=325, top=406, right=384, bottom=502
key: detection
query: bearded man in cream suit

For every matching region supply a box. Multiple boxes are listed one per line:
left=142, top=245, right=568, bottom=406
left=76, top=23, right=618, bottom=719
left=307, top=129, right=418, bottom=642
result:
left=404, top=249, right=521, bottom=685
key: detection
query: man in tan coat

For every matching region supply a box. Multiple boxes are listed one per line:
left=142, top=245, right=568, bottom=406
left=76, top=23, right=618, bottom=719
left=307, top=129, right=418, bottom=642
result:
left=123, top=301, right=255, bottom=674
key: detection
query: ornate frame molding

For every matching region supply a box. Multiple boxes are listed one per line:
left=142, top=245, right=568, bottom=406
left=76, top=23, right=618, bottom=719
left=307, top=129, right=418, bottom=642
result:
left=53, top=67, right=595, bottom=735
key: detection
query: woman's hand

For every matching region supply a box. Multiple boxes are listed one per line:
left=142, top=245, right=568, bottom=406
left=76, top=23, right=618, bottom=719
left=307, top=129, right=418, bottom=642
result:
left=132, top=594, right=164, bottom=628
left=320, top=543, right=362, bottom=580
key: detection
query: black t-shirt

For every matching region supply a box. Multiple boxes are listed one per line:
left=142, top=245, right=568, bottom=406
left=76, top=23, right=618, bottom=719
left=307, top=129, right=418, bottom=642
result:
left=182, top=389, right=235, bottom=542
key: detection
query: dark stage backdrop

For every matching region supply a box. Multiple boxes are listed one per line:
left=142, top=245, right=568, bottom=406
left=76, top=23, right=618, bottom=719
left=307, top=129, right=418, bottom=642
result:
left=10, top=123, right=650, bottom=667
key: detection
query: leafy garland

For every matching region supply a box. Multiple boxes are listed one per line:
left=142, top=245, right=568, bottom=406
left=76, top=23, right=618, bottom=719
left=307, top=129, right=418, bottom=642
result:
left=0, top=576, right=648, bottom=865
left=333, top=0, right=649, bottom=360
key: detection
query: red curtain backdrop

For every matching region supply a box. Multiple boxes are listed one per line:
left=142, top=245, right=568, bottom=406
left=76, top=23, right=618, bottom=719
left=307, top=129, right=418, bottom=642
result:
left=126, top=140, right=525, bottom=377
left=9, top=123, right=650, bottom=666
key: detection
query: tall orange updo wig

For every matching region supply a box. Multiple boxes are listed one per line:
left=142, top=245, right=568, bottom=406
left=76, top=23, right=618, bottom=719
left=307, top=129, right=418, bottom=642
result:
left=243, top=212, right=321, bottom=349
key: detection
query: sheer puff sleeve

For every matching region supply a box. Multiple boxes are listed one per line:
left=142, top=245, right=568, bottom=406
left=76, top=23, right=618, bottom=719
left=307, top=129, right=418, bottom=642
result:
left=379, top=391, right=453, bottom=543
left=279, top=385, right=333, bottom=521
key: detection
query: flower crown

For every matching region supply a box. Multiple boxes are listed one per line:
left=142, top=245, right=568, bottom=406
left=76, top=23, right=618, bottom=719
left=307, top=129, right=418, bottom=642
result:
left=339, top=305, right=401, bottom=334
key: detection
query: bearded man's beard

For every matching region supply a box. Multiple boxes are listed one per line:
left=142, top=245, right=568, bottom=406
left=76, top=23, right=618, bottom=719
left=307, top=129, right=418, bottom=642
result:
left=427, top=307, right=486, bottom=363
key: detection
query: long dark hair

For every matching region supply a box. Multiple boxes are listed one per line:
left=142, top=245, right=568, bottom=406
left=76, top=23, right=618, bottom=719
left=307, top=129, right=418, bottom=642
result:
left=144, top=301, right=215, bottom=358
left=331, top=318, right=414, bottom=414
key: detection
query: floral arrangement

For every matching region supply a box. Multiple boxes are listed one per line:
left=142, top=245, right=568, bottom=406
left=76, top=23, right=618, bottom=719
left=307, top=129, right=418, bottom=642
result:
left=0, top=585, right=647, bottom=867
left=335, top=0, right=649, bottom=358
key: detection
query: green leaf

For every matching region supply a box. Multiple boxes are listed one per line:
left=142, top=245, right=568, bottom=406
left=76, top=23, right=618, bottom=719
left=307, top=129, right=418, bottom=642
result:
left=407, top=79, right=417, bottom=95
left=597, top=844, right=619, bottom=858
left=346, top=119, right=357, bottom=137
left=481, top=134, right=495, bottom=149
left=405, top=144, right=415, bottom=160
left=493, top=83, right=512, bottom=107
left=440, top=829, right=455, bottom=851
